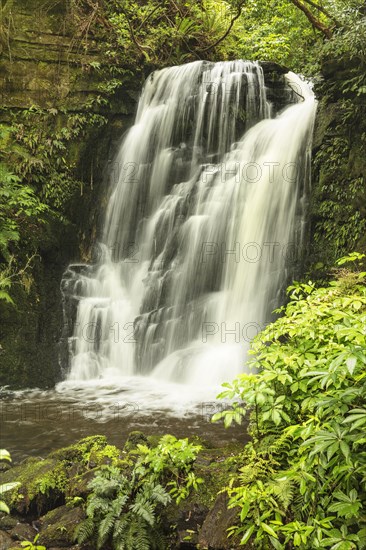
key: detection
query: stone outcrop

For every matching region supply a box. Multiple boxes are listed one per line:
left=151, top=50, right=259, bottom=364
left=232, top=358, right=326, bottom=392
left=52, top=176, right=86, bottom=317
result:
left=309, top=44, right=366, bottom=270
left=0, top=0, right=138, bottom=388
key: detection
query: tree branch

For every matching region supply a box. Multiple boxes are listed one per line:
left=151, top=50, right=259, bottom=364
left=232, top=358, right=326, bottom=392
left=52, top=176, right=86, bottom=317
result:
left=289, top=0, right=333, bottom=38
left=200, top=0, right=246, bottom=54
left=119, top=6, right=154, bottom=58
left=301, top=0, right=341, bottom=27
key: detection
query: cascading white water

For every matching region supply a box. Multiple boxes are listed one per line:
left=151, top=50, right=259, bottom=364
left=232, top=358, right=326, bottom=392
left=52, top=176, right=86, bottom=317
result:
left=61, top=61, right=316, bottom=391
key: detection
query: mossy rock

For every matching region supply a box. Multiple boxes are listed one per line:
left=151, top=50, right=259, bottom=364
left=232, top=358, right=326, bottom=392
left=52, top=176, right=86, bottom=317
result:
left=0, top=436, right=123, bottom=516
left=124, top=430, right=150, bottom=452
left=0, top=457, right=65, bottom=515
left=65, top=468, right=99, bottom=500
left=0, top=515, right=19, bottom=531
left=38, top=505, right=85, bottom=547
left=49, top=435, right=109, bottom=464
left=0, top=529, right=13, bottom=549
left=164, top=443, right=242, bottom=549
left=9, top=522, right=37, bottom=542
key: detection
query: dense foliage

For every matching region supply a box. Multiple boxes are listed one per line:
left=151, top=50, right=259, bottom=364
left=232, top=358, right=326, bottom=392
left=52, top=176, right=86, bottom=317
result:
left=214, top=254, right=366, bottom=548
left=75, top=435, right=203, bottom=550
left=67, top=0, right=366, bottom=74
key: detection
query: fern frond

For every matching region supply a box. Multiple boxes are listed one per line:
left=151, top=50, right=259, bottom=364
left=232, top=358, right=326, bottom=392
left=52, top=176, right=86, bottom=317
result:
left=130, top=498, right=155, bottom=526
left=111, top=492, right=129, bottom=516
left=86, top=495, right=111, bottom=517
left=268, top=476, right=294, bottom=509
left=74, top=517, right=95, bottom=544
left=150, top=484, right=171, bottom=505
left=97, top=511, right=115, bottom=548
left=125, top=516, right=150, bottom=550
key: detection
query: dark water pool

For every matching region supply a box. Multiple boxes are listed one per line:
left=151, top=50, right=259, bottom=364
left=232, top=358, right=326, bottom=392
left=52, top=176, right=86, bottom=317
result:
left=0, top=378, right=246, bottom=463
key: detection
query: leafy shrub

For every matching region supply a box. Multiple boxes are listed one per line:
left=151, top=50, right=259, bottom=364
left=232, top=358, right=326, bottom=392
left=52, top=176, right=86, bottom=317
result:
left=75, top=435, right=203, bottom=550
left=133, top=434, right=203, bottom=504
left=214, top=254, right=366, bottom=549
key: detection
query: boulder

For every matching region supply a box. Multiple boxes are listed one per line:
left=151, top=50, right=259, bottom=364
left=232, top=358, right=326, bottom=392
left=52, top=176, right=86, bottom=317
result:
left=9, top=522, right=37, bottom=542
left=198, top=492, right=241, bottom=549
left=0, top=530, right=13, bottom=550
left=38, top=505, right=85, bottom=547
left=0, top=517, right=18, bottom=532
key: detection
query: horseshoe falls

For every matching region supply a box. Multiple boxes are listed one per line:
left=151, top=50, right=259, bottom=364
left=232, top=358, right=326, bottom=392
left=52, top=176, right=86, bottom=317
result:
left=60, top=60, right=316, bottom=399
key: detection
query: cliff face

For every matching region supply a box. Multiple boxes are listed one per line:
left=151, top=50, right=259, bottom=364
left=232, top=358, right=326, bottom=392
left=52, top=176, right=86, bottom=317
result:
left=310, top=51, right=366, bottom=270
left=0, top=0, right=138, bottom=388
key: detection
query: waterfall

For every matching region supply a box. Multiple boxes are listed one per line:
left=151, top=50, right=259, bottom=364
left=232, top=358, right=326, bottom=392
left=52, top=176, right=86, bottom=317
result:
left=61, top=60, right=316, bottom=389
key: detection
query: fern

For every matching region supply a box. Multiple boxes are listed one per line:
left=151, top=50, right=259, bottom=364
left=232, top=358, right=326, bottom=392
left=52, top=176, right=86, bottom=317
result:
left=74, top=517, right=95, bottom=544
left=75, top=435, right=201, bottom=549
left=268, top=476, right=294, bottom=510
left=86, top=495, right=112, bottom=517
left=113, top=516, right=129, bottom=540
left=130, top=498, right=155, bottom=526
left=97, top=511, right=116, bottom=548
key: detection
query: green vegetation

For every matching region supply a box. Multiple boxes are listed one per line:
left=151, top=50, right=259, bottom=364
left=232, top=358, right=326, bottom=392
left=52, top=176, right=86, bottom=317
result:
left=0, top=106, right=107, bottom=304
left=75, top=435, right=202, bottom=549
left=0, top=436, right=123, bottom=514
left=83, top=0, right=366, bottom=72
left=18, top=534, right=46, bottom=550
left=0, top=449, right=20, bottom=514
left=213, top=254, right=366, bottom=548
left=101, top=0, right=366, bottom=72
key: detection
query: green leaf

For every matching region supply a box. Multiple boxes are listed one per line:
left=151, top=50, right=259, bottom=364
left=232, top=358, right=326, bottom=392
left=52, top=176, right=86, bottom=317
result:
left=346, top=355, right=357, bottom=375
left=261, top=522, right=278, bottom=538
left=0, top=450, right=11, bottom=462
left=240, top=525, right=255, bottom=545
left=0, top=501, right=10, bottom=514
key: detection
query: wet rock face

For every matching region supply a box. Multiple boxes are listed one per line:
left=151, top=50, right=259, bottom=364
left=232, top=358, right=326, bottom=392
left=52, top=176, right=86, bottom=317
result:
left=309, top=54, right=366, bottom=269
left=0, top=530, right=13, bottom=550
left=198, top=492, right=241, bottom=550
left=38, top=505, right=85, bottom=548
left=0, top=0, right=137, bottom=389
left=260, top=61, right=298, bottom=115
left=0, top=0, right=136, bottom=113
